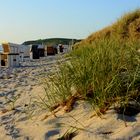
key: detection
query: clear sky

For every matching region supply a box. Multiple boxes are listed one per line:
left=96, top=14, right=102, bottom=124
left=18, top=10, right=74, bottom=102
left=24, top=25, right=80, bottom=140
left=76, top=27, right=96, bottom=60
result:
left=0, top=0, right=140, bottom=44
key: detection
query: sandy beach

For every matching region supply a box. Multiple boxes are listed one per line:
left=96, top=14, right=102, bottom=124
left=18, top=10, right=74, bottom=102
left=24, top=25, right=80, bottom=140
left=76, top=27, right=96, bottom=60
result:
left=0, top=55, right=140, bottom=140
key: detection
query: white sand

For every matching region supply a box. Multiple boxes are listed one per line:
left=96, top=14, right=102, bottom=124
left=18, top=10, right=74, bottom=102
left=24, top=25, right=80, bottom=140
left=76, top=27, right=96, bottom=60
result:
left=0, top=55, right=140, bottom=140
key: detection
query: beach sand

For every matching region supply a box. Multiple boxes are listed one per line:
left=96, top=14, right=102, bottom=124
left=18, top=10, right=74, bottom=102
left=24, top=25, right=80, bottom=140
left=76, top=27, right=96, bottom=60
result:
left=0, top=56, right=140, bottom=140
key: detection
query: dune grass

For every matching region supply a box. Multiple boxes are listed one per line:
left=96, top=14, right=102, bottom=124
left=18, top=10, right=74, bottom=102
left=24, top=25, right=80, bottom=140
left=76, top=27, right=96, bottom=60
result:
left=43, top=38, right=140, bottom=115
left=41, top=9, right=140, bottom=115
left=74, top=9, right=140, bottom=48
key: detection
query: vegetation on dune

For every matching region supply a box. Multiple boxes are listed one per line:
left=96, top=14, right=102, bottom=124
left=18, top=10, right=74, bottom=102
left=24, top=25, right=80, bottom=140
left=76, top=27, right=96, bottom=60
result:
left=40, top=9, right=140, bottom=116
left=75, top=9, right=140, bottom=48
left=43, top=39, right=140, bottom=115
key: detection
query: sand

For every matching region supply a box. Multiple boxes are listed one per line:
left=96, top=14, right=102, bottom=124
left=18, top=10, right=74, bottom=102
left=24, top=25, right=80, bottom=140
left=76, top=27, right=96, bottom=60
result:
left=0, top=55, right=140, bottom=140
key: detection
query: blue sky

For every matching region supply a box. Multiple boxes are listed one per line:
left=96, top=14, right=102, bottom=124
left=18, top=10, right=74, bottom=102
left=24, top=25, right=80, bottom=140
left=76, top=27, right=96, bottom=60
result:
left=0, top=0, right=140, bottom=43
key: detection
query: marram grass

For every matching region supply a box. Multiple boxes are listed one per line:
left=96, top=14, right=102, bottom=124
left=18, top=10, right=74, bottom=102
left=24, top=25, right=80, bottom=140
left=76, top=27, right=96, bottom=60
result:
left=43, top=38, right=140, bottom=114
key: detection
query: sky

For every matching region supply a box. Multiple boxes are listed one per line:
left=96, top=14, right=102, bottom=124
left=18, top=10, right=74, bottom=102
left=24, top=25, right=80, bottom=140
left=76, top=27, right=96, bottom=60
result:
left=0, top=0, right=140, bottom=44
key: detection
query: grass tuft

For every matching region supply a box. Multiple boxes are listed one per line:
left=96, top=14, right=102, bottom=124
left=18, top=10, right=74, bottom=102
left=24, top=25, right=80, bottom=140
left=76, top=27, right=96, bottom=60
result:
left=41, top=9, right=140, bottom=116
